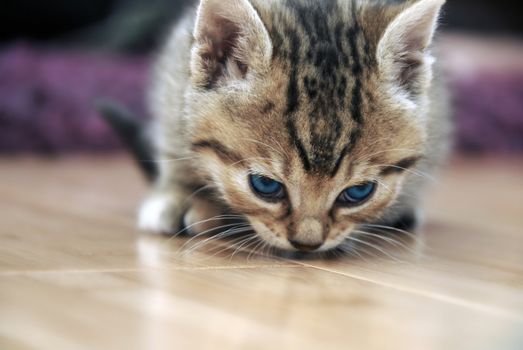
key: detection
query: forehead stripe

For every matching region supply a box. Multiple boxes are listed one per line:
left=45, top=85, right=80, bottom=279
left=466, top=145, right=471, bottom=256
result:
left=286, top=119, right=312, bottom=172
left=275, top=0, right=369, bottom=173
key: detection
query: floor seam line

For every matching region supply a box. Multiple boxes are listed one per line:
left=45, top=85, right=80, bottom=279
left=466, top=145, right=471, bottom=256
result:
left=0, top=264, right=303, bottom=276
left=301, top=263, right=523, bottom=322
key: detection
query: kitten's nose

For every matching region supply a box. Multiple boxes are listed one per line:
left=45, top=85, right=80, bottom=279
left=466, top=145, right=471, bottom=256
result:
left=289, top=218, right=325, bottom=251
left=288, top=239, right=323, bottom=252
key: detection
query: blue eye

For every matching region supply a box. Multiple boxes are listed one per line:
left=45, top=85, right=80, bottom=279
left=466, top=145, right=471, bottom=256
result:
left=249, top=174, right=285, bottom=201
left=338, top=182, right=376, bottom=205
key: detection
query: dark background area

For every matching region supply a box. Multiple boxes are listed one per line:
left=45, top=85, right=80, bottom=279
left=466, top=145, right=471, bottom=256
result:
left=1, top=0, right=521, bottom=53
left=0, top=0, right=193, bottom=52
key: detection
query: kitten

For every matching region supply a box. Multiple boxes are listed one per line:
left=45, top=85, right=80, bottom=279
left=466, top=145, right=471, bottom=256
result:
left=138, top=0, right=451, bottom=253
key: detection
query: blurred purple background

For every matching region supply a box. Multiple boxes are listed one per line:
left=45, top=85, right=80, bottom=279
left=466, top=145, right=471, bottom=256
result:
left=0, top=45, right=148, bottom=153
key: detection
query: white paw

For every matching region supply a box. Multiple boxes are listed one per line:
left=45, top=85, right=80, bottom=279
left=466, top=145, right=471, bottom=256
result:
left=138, top=195, right=183, bottom=235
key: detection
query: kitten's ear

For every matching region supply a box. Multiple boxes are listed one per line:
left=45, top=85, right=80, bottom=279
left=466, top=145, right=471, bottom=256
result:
left=377, top=0, right=445, bottom=98
left=191, top=0, right=272, bottom=89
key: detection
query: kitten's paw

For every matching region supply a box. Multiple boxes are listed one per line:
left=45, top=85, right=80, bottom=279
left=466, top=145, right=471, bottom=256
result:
left=138, top=194, right=184, bottom=235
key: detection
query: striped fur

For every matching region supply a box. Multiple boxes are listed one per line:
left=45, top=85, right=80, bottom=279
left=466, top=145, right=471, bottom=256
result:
left=139, top=0, right=451, bottom=253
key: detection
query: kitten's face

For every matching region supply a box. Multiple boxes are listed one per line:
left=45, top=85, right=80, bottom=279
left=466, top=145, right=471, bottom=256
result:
left=190, top=70, right=425, bottom=251
left=187, top=0, right=443, bottom=251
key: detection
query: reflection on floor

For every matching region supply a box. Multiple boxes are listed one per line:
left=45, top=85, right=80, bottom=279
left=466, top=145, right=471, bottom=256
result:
left=0, top=156, right=522, bottom=350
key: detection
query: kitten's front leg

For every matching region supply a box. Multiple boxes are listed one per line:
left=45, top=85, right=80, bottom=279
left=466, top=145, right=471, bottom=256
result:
left=138, top=157, right=195, bottom=235
left=139, top=189, right=229, bottom=236
left=138, top=187, right=189, bottom=235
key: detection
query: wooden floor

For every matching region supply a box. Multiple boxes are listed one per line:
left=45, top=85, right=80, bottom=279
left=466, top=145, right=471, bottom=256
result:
left=0, top=156, right=522, bottom=350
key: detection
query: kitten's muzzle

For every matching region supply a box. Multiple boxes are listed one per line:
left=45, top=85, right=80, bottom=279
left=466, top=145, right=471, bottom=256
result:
left=288, top=218, right=325, bottom=252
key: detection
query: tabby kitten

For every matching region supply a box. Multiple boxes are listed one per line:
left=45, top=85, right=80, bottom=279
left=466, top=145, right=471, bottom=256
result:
left=139, top=0, right=450, bottom=252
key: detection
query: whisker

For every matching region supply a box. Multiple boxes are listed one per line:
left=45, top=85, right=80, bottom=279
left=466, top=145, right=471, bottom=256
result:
left=187, top=236, right=245, bottom=260
left=246, top=239, right=265, bottom=261
left=370, top=177, right=425, bottom=203
left=264, top=244, right=275, bottom=259
left=229, top=235, right=260, bottom=260
left=256, top=241, right=269, bottom=259
left=345, top=235, right=402, bottom=262
left=372, top=178, right=396, bottom=196
left=353, top=229, right=408, bottom=249
left=369, top=164, right=439, bottom=183
left=240, top=236, right=264, bottom=257
left=337, top=242, right=369, bottom=261
left=165, top=217, right=244, bottom=244
left=229, top=156, right=275, bottom=167
left=182, top=227, right=252, bottom=257
left=361, top=223, right=421, bottom=242
left=201, top=229, right=255, bottom=259
left=352, top=229, right=424, bottom=256
left=163, top=218, right=234, bottom=244
left=267, top=136, right=286, bottom=156
left=355, top=148, right=422, bottom=163
left=178, top=222, right=250, bottom=251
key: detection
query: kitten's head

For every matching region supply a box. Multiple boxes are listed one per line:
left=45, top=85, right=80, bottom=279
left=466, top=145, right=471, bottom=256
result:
left=187, top=0, right=444, bottom=252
